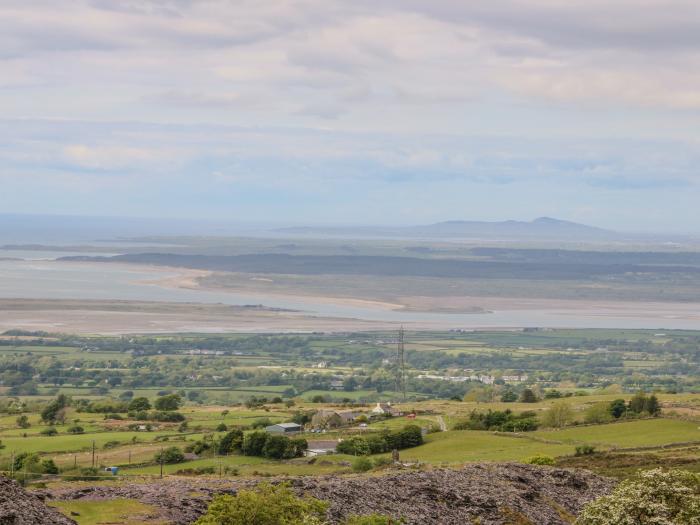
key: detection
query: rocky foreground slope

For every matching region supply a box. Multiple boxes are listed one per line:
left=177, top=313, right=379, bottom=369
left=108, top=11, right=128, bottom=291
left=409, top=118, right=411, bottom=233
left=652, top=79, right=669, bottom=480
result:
left=0, top=476, right=76, bottom=525
left=43, top=463, right=614, bottom=525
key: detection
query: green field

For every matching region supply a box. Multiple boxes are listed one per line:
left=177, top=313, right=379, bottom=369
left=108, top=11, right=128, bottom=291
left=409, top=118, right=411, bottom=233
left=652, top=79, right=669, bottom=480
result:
left=394, top=430, right=574, bottom=463
left=532, top=418, right=700, bottom=449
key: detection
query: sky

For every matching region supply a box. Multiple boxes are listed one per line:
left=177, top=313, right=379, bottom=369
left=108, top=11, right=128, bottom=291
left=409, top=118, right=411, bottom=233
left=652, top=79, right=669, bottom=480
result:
left=1, top=1, right=700, bottom=232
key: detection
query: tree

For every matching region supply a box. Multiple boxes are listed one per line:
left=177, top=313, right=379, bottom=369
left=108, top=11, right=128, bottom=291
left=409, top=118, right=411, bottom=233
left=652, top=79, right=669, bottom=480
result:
left=644, top=394, right=660, bottom=416
left=576, top=468, right=700, bottom=525
left=501, top=390, right=518, bottom=403
left=584, top=403, right=613, bottom=424
left=337, top=437, right=370, bottom=456
left=242, top=431, right=268, bottom=456
left=154, top=394, right=182, bottom=411
left=128, top=397, right=151, bottom=412
left=41, top=459, right=59, bottom=474
left=41, top=394, right=70, bottom=424
left=219, top=429, right=244, bottom=455
left=628, top=392, right=647, bottom=414
left=154, top=446, right=185, bottom=464
left=541, top=401, right=573, bottom=428
left=262, top=435, right=289, bottom=460
left=16, top=415, right=30, bottom=428
left=608, top=398, right=627, bottom=419
left=67, top=425, right=84, bottom=434
left=519, top=389, right=538, bottom=403
left=195, top=482, right=328, bottom=525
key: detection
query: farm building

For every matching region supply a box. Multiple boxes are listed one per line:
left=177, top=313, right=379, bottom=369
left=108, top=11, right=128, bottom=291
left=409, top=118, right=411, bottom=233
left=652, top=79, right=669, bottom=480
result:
left=265, top=422, right=302, bottom=434
left=371, top=402, right=402, bottom=416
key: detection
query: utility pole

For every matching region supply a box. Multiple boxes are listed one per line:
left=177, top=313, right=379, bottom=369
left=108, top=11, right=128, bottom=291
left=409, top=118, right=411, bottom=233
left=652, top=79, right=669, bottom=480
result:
left=159, top=446, right=164, bottom=479
left=10, top=451, right=14, bottom=479
left=128, top=450, right=131, bottom=465
left=396, top=326, right=406, bottom=402
left=91, top=440, right=96, bottom=468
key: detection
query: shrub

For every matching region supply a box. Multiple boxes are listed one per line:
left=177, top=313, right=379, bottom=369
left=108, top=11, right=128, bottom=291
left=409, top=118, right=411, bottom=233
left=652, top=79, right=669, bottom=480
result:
left=218, top=429, right=244, bottom=455
left=154, top=446, right=185, bottom=464
left=216, top=423, right=228, bottom=432
left=576, top=468, right=700, bottom=524
left=525, top=455, right=555, bottom=466
left=575, top=445, right=596, bottom=456
left=519, top=389, right=538, bottom=403
left=103, top=440, right=121, bottom=449
left=373, top=457, right=393, bottom=469
left=337, top=437, right=370, bottom=456
left=152, top=411, right=185, bottom=422
left=352, top=457, right=373, bottom=472
left=67, top=425, right=85, bottom=434
left=541, top=401, right=574, bottom=428
left=584, top=403, right=613, bottom=424
left=41, top=459, right=59, bottom=474
left=195, top=482, right=328, bottom=525
left=154, top=394, right=182, bottom=411
left=16, top=415, right=30, bottom=428
left=40, top=427, right=58, bottom=436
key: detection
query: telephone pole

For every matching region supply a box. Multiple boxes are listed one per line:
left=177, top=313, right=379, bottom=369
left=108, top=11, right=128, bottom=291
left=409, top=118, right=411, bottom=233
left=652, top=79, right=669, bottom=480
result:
left=396, top=327, right=406, bottom=402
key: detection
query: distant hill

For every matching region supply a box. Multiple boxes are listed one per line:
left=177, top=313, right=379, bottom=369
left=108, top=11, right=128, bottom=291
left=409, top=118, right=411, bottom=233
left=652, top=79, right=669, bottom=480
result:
left=276, top=217, right=617, bottom=240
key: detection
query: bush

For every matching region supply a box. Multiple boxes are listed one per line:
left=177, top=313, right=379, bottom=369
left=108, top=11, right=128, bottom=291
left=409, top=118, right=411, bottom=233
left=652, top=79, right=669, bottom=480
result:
left=40, top=427, right=58, bottom=436
left=103, top=440, right=121, bottom=449
left=373, top=457, right=393, bottom=469
left=584, top=403, right=613, bottom=424
left=152, top=411, right=185, bottom=422
left=128, top=396, right=152, bottom=412
left=41, top=459, right=59, bottom=474
left=541, top=401, right=574, bottom=428
left=195, top=482, right=328, bottom=525
left=154, top=394, right=182, bottom=411
left=216, top=423, right=228, bottom=432
left=154, top=446, right=185, bottom=464
left=352, top=457, right=373, bottom=472
left=576, top=468, right=700, bottom=524
left=67, top=425, right=85, bottom=434
left=242, top=431, right=269, bottom=456
left=525, top=455, right=555, bottom=466
left=337, top=437, right=370, bottom=456
left=176, top=466, right=216, bottom=476
left=575, top=445, right=596, bottom=456
left=218, top=429, right=244, bottom=455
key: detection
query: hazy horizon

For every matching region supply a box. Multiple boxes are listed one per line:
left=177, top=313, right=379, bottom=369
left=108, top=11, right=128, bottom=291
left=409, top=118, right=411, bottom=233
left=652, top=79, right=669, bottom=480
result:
left=1, top=1, right=700, bottom=232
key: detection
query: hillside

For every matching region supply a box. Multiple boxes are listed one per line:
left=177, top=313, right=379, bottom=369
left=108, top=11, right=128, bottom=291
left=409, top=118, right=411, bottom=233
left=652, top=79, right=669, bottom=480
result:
left=276, top=217, right=618, bottom=240
left=45, top=464, right=613, bottom=524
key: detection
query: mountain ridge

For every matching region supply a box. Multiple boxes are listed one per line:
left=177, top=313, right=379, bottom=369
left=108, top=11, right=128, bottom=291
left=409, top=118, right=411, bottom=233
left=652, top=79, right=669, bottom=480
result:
left=276, top=217, right=616, bottom=240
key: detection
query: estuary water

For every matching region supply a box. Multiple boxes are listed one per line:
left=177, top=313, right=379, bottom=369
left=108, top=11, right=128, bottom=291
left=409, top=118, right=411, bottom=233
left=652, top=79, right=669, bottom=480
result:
left=0, top=254, right=699, bottom=330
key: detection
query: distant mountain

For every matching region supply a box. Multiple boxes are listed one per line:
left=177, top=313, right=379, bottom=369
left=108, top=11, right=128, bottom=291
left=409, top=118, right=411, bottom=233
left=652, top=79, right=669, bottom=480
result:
left=276, top=217, right=617, bottom=240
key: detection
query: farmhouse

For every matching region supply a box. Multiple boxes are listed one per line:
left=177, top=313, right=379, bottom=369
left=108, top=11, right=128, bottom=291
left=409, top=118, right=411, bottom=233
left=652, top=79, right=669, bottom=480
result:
left=371, top=402, right=402, bottom=416
left=265, top=422, right=302, bottom=434
left=311, top=409, right=362, bottom=429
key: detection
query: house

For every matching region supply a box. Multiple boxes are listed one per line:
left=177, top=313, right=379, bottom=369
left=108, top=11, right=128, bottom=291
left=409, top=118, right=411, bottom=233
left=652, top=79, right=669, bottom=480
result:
left=371, top=402, right=402, bottom=417
left=311, top=409, right=362, bottom=429
left=265, top=422, right=302, bottom=434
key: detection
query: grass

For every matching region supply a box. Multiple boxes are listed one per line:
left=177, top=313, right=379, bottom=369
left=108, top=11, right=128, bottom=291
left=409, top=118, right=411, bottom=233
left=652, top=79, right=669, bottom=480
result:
left=531, top=418, right=700, bottom=449
left=391, top=430, right=574, bottom=463
left=50, top=499, right=165, bottom=525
